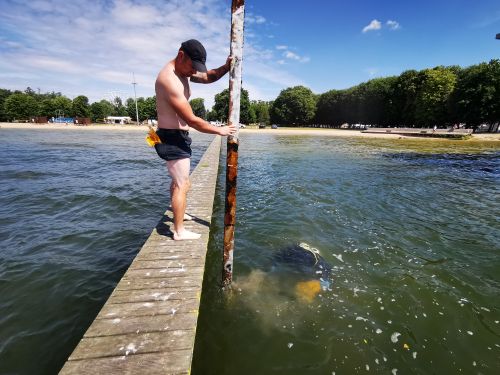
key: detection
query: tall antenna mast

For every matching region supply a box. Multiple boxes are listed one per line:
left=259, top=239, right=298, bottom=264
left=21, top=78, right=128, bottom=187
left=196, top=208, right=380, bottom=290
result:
left=132, top=72, right=140, bottom=125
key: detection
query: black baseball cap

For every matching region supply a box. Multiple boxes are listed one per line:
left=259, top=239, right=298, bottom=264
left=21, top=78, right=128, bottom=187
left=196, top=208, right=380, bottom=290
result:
left=180, top=39, right=207, bottom=72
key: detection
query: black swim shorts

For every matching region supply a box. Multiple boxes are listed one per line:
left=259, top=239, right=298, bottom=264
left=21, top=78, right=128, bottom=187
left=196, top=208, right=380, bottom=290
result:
left=154, top=128, right=192, bottom=161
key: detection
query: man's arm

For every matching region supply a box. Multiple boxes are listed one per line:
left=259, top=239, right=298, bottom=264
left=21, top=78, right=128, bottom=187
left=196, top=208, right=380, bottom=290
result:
left=190, top=57, right=231, bottom=84
left=164, top=82, right=235, bottom=136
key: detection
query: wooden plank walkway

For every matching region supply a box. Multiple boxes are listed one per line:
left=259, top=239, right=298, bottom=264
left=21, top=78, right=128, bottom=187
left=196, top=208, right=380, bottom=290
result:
left=362, top=127, right=472, bottom=138
left=60, top=136, right=222, bottom=375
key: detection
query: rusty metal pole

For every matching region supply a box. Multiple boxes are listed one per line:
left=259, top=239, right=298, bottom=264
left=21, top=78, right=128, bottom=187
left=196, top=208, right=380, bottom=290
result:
left=223, top=0, right=245, bottom=288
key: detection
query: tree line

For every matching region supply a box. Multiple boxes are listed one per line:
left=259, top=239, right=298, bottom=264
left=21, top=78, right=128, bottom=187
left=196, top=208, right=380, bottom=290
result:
left=273, top=60, right=500, bottom=132
left=0, top=87, right=157, bottom=122
left=2, top=59, right=498, bottom=131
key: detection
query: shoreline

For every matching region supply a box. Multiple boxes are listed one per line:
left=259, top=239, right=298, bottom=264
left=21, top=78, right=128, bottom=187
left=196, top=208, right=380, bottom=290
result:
left=1, top=122, right=499, bottom=141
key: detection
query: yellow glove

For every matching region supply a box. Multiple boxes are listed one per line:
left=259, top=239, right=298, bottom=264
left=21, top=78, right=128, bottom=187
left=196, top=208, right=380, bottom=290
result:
left=146, top=127, right=161, bottom=146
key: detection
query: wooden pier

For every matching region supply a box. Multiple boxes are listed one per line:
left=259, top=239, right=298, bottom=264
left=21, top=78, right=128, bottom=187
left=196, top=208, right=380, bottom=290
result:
left=362, top=127, right=473, bottom=139
left=60, top=136, right=221, bottom=375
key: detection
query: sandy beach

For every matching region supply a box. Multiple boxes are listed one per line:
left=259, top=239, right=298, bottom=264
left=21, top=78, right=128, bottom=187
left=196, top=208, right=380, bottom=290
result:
left=1, top=122, right=499, bottom=142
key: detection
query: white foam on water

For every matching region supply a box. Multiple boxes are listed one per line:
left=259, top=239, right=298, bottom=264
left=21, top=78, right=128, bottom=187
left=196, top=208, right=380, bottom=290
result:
left=391, top=332, right=401, bottom=343
left=333, top=254, right=344, bottom=263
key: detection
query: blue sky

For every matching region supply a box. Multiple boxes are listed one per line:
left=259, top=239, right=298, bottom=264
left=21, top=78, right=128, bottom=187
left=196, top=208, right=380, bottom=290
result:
left=0, top=0, right=498, bottom=109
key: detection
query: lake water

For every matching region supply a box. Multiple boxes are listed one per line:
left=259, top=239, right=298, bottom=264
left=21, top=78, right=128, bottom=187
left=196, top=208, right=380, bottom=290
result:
left=0, top=127, right=212, bottom=374
left=192, top=134, right=500, bottom=375
left=0, top=128, right=499, bottom=374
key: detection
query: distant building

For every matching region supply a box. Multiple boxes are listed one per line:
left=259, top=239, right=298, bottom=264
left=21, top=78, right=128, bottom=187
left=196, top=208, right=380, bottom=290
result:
left=75, top=117, right=91, bottom=125
left=31, top=116, right=48, bottom=123
left=105, top=116, right=132, bottom=124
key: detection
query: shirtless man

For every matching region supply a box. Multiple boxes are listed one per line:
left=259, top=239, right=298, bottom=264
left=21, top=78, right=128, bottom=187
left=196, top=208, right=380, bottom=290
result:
left=155, top=39, right=236, bottom=240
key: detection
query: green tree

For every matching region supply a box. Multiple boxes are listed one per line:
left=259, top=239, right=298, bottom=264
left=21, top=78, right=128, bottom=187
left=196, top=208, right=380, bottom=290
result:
left=451, top=59, right=500, bottom=130
left=126, top=97, right=155, bottom=123
left=247, top=103, right=256, bottom=124
left=250, top=100, right=270, bottom=125
left=415, top=67, right=457, bottom=126
left=0, top=88, right=13, bottom=121
left=212, top=88, right=252, bottom=124
left=126, top=98, right=136, bottom=119
left=39, top=98, right=57, bottom=117
left=270, top=86, right=317, bottom=125
left=4, top=93, right=38, bottom=121
left=24, top=87, right=37, bottom=96
left=316, top=89, right=347, bottom=126
left=112, top=97, right=127, bottom=116
left=356, top=77, right=397, bottom=126
left=144, top=96, right=157, bottom=120
left=189, top=98, right=206, bottom=119
left=90, top=100, right=114, bottom=122
left=206, top=110, right=218, bottom=122
left=51, top=96, right=73, bottom=117
left=72, top=95, right=90, bottom=117
left=386, top=70, right=423, bottom=126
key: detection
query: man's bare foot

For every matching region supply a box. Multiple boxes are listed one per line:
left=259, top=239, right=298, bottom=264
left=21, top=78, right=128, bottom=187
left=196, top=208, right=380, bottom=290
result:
left=173, top=229, right=201, bottom=241
left=184, top=213, right=193, bottom=221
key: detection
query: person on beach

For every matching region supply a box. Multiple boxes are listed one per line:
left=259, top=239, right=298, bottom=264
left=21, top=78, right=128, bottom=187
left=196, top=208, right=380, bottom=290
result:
left=155, top=39, right=236, bottom=241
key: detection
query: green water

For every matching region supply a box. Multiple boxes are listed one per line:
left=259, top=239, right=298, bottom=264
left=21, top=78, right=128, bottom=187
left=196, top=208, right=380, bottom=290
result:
left=193, top=134, right=500, bottom=374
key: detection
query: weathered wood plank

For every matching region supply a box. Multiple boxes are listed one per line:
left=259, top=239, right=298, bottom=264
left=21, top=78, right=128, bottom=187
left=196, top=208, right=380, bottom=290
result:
left=120, top=270, right=204, bottom=285
left=108, top=288, right=199, bottom=304
left=69, top=331, right=195, bottom=360
left=87, top=311, right=198, bottom=336
left=133, top=252, right=202, bottom=261
left=95, top=298, right=200, bottom=321
left=116, top=278, right=201, bottom=291
left=61, top=350, right=191, bottom=375
left=130, top=258, right=203, bottom=268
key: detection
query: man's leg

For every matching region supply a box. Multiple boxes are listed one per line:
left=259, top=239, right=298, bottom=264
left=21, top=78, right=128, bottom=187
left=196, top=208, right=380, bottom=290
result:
left=166, top=158, right=200, bottom=240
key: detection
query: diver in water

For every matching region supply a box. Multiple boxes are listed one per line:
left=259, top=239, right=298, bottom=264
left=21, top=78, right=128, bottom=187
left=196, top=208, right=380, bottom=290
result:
left=271, top=243, right=332, bottom=303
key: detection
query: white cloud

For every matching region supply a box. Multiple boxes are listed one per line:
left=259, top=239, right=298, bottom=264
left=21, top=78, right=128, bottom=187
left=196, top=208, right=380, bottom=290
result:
left=364, top=67, right=379, bottom=77
left=246, top=13, right=266, bottom=24
left=276, top=45, right=288, bottom=50
left=283, top=51, right=309, bottom=63
left=386, top=20, right=401, bottom=30
left=362, top=19, right=382, bottom=33
left=0, top=0, right=305, bottom=109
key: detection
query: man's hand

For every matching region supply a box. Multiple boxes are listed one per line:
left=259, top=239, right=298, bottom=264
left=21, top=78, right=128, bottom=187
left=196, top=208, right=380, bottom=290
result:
left=218, top=123, right=237, bottom=136
left=225, top=56, right=233, bottom=71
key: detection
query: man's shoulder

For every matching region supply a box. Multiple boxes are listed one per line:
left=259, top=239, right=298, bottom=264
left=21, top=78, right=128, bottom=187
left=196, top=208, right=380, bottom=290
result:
left=158, top=66, right=184, bottom=89
left=156, top=73, right=177, bottom=97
